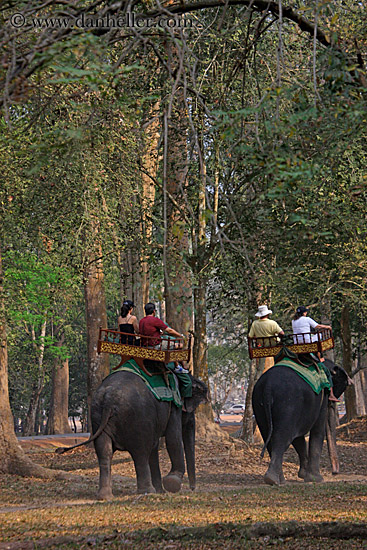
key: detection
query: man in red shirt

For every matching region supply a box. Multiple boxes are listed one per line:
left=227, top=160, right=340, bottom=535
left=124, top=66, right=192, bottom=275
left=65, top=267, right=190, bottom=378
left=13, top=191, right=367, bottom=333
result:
left=139, top=302, right=182, bottom=349
left=140, top=302, right=191, bottom=398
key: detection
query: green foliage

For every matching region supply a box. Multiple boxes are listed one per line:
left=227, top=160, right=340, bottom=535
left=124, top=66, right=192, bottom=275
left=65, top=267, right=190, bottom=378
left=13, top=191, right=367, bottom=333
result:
left=1, top=0, right=366, bottom=426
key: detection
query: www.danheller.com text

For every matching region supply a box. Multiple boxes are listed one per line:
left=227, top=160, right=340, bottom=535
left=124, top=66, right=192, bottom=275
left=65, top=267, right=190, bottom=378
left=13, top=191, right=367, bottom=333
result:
left=9, top=12, right=202, bottom=30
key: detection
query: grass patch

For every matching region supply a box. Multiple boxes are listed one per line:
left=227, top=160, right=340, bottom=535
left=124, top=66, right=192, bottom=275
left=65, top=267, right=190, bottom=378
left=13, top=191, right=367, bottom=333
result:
left=0, top=437, right=366, bottom=548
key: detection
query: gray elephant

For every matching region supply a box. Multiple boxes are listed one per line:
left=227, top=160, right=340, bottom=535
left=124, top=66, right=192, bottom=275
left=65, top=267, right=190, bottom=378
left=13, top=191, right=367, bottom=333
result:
left=252, top=358, right=349, bottom=486
left=58, top=371, right=208, bottom=499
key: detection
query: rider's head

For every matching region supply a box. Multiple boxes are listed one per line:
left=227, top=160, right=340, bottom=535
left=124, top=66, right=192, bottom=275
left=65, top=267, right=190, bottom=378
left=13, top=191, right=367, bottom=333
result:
left=144, top=302, right=156, bottom=316
left=121, top=300, right=134, bottom=317
left=255, top=305, right=272, bottom=319
left=294, top=305, right=309, bottom=320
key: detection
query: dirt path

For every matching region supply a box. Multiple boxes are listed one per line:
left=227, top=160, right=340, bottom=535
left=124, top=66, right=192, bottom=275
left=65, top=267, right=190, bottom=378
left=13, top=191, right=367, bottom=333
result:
left=0, top=419, right=366, bottom=549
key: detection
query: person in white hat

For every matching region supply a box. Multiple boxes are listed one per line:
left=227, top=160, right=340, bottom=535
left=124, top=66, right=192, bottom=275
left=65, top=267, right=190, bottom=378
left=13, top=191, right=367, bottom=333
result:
left=248, top=305, right=284, bottom=344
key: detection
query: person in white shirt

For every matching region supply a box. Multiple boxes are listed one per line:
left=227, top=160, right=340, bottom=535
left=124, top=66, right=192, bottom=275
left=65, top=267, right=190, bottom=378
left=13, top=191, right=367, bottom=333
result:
left=292, top=306, right=338, bottom=401
left=292, top=306, right=331, bottom=344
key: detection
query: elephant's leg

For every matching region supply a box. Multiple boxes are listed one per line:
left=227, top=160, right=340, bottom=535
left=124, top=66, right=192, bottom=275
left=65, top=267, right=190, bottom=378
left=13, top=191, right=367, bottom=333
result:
left=304, top=400, right=327, bottom=483
left=292, top=436, right=308, bottom=479
left=131, top=451, right=156, bottom=494
left=94, top=433, right=114, bottom=501
left=264, top=434, right=289, bottom=486
left=149, top=443, right=164, bottom=493
left=163, top=406, right=185, bottom=493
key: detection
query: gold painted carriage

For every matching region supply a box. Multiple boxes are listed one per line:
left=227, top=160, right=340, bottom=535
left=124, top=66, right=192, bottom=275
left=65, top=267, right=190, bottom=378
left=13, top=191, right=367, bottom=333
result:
left=248, top=328, right=334, bottom=359
left=97, top=327, right=191, bottom=376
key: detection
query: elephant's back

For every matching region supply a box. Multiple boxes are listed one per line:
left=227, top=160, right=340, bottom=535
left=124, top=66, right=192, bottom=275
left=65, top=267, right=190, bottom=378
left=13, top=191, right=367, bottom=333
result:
left=93, top=370, right=155, bottom=407
left=253, top=365, right=323, bottom=430
left=252, top=364, right=322, bottom=416
left=254, top=364, right=311, bottom=395
left=91, top=370, right=171, bottom=420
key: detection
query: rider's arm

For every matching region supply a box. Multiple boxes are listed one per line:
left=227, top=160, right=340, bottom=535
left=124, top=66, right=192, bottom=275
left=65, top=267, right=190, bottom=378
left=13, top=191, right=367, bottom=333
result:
left=274, top=321, right=284, bottom=337
left=165, top=326, right=182, bottom=339
left=131, top=316, right=139, bottom=334
left=315, top=324, right=332, bottom=330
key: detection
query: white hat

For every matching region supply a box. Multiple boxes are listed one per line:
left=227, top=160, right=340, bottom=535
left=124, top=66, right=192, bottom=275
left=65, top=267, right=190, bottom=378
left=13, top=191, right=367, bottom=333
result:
left=255, top=305, right=272, bottom=317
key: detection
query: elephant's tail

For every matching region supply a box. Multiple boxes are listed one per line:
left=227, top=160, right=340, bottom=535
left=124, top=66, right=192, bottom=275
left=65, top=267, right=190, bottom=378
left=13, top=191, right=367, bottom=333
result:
left=260, top=388, right=273, bottom=459
left=55, top=408, right=112, bottom=455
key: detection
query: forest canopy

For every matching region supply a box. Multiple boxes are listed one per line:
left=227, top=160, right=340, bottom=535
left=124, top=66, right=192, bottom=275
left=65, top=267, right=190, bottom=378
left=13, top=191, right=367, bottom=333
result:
left=0, top=0, right=366, bottom=441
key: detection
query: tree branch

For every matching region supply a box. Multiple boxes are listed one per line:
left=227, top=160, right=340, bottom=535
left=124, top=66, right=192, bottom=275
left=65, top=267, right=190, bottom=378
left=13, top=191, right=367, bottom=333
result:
left=147, top=0, right=331, bottom=47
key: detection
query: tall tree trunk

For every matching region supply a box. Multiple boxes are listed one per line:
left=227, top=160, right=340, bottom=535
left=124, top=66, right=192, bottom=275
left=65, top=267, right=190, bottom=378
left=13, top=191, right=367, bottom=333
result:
left=192, top=127, right=211, bottom=415
left=164, top=99, right=192, bottom=336
left=360, top=367, right=367, bottom=415
left=0, top=247, right=65, bottom=478
left=326, top=401, right=339, bottom=474
left=122, top=247, right=144, bottom=319
left=84, top=242, right=109, bottom=430
left=320, top=296, right=335, bottom=362
left=340, top=303, right=357, bottom=420
left=121, top=103, right=159, bottom=321
left=239, top=357, right=270, bottom=442
left=240, top=290, right=269, bottom=442
left=140, top=101, right=160, bottom=313
left=46, top=334, right=71, bottom=434
left=23, top=319, right=47, bottom=436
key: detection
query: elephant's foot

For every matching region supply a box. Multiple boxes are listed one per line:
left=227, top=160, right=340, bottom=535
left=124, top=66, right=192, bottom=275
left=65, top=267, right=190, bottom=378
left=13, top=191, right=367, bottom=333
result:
left=137, top=485, right=156, bottom=494
left=264, top=469, right=281, bottom=486
left=298, top=467, right=306, bottom=479
left=279, top=472, right=286, bottom=485
left=97, top=488, right=114, bottom=501
left=163, top=474, right=182, bottom=493
left=304, top=472, right=323, bottom=483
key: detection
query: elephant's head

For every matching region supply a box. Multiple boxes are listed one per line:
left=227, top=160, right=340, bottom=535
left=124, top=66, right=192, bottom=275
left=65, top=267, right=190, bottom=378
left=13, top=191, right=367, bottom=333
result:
left=324, top=358, right=352, bottom=399
left=184, top=376, right=208, bottom=413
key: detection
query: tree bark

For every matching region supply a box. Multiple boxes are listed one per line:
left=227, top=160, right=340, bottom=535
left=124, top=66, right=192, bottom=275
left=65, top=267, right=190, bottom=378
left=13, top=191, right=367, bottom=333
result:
left=340, top=303, right=357, bottom=420
left=191, top=123, right=211, bottom=415
left=23, top=319, right=47, bottom=436
left=140, top=101, right=160, bottom=315
left=164, top=97, right=193, bottom=336
left=0, top=247, right=67, bottom=478
left=238, top=357, right=266, bottom=442
left=326, top=401, right=339, bottom=474
left=120, top=103, right=160, bottom=321
left=46, top=334, right=71, bottom=434
left=122, top=247, right=144, bottom=320
left=84, top=243, right=109, bottom=429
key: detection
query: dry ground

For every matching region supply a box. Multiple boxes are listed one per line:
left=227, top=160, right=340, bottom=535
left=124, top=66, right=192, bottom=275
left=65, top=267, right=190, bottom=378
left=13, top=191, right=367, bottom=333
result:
left=0, top=416, right=366, bottom=549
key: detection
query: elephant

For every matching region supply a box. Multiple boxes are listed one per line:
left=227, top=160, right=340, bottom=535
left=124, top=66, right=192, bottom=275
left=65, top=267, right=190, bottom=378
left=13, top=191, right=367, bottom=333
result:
left=58, top=370, right=208, bottom=499
left=252, top=358, right=350, bottom=486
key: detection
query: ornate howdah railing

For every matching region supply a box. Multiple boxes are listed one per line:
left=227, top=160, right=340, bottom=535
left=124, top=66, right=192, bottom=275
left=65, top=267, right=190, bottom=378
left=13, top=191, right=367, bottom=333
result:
left=248, top=328, right=334, bottom=359
left=97, top=328, right=191, bottom=376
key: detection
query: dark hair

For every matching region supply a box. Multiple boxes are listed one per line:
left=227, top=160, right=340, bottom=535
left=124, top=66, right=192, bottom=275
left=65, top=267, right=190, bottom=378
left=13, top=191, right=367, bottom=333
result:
left=144, top=302, right=156, bottom=315
left=293, top=305, right=308, bottom=321
left=121, top=300, right=134, bottom=318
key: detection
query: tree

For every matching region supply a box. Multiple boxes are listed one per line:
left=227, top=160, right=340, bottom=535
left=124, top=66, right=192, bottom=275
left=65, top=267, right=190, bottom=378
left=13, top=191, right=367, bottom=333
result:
left=0, top=246, right=67, bottom=477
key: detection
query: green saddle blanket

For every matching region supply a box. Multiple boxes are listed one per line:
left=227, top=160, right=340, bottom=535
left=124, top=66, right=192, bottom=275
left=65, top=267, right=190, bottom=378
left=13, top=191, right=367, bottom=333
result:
left=112, top=359, right=182, bottom=408
left=274, top=357, right=331, bottom=394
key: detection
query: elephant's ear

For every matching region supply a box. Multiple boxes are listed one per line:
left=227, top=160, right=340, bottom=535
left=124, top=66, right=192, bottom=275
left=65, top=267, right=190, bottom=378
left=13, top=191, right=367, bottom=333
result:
left=332, top=365, right=349, bottom=399
left=185, top=376, right=208, bottom=413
